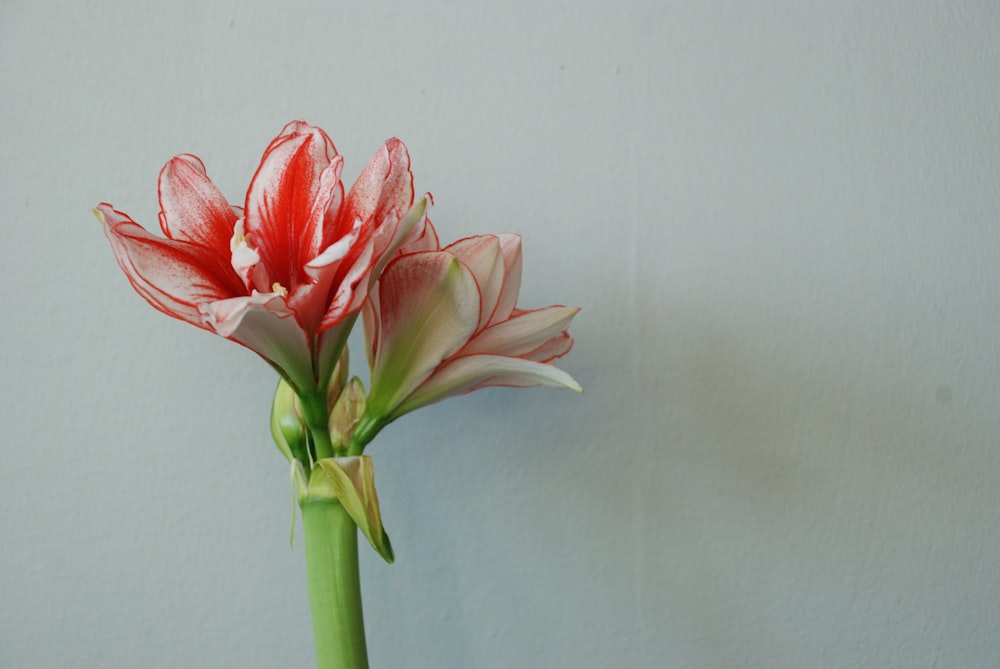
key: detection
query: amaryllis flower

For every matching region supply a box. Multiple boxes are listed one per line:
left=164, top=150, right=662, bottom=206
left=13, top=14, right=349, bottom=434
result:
left=357, top=221, right=580, bottom=441
left=96, top=121, right=428, bottom=395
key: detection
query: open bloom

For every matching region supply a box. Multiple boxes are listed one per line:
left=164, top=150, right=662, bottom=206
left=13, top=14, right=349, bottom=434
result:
left=360, top=220, right=581, bottom=434
left=97, top=121, right=427, bottom=394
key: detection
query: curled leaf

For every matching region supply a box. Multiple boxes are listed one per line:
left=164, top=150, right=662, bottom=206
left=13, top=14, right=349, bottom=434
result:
left=307, top=456, right=394, bottom=563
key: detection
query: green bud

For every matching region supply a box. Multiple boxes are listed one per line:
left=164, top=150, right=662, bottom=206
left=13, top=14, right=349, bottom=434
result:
left=270, top=378, right=309, bottom=465
left=329, top=377, right=366, bottom=450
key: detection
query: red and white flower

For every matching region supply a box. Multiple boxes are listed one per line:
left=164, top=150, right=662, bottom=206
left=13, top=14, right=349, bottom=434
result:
left=361, top=221, right=581, bottom=430
left=97, top=121, right=428, bottom=394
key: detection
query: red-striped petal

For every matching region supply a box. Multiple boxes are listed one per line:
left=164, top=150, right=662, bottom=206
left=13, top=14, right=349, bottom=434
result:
left=342, top=138, right=414, bottom=258
left=97, top=203, right=244, bottom=328
left=157, top=154, right=239, bottom=258
left=244, top=122, right=342, bottom=289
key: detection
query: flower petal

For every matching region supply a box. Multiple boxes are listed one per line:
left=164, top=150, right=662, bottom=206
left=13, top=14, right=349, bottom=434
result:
left=493, top=233, right=523, bottom=323
left=157, top=154, right=239, bottom=258
left=394, top=354, right=582, bottom=417
left=97, top=203, right=243, bottom=328
left=318, top=239, right=375, bottom=331
left=244, top=122, right=342, bottom=289
left=461, top=306, right=579, bottom=357
left=289, top=213, right=363, bottom=334
left=343, top=138, right=414, bottom=256
left=398, top=209, right=440, bottom=255
left=199, top=291, right=315, bottom=392
left=370, top=195, right=431, bottom=278
left=366, top=252, right=480, bottom=418
left=521, top=330, right=575, bottom=363
left=444, top=235, right=504, bottom=330
left=361, top=204, right=441, bottom=369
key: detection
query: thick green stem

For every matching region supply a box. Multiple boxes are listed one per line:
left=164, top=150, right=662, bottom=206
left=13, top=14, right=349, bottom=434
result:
left=302, top=498, right=369, bottom=669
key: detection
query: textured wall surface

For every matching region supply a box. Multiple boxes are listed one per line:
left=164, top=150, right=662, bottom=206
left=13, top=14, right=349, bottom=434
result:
left=2, top=2, right=999, bottom=667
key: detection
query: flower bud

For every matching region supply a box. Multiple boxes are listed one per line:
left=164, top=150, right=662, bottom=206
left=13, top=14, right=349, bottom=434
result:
left=270, top=378, right=309, bottom=465
left=329, top=378, right=366, bottom=450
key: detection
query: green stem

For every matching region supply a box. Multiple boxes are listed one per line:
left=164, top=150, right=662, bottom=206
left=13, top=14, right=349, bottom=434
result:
left=301, top=392, right=336, bottom=460
left=302, top=497, right=369, bottom=669
left=348, top=412, right=389, bottom=455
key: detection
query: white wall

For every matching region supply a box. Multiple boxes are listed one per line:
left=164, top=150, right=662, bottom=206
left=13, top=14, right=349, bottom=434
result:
left=2, top=2, right=999, bottom=667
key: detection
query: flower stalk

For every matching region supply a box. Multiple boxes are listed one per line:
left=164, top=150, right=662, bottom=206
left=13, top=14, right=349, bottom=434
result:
left=300, top=391, right=336, bottom=460
left=301, top=497, right=368, bottom=669
left=293, top=399, right=394, bottom=669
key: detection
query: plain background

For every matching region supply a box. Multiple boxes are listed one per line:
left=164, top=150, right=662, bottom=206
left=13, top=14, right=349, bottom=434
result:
left=2, top=2, right=999, bottom=667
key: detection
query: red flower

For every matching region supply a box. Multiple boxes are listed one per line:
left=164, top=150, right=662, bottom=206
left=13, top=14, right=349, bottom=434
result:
left=97, top=121, right=428, bottom=393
